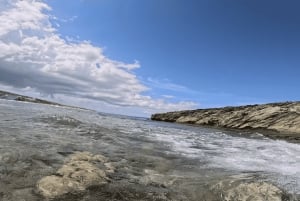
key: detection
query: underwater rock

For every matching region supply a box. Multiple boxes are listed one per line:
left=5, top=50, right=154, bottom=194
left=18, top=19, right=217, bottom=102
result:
left=212, top=179, right=283, bottom=201
left=37, top=152, right=114, bottom=199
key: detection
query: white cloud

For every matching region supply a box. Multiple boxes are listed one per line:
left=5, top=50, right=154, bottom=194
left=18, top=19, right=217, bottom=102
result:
left=146, top=77, right=198, bottom=94
left=0, top=0, right=197, bottom=116
left=162, top=95, right=174, bottom=99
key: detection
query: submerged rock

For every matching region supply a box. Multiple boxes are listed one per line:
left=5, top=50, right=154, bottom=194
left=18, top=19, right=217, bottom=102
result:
left=36, top=152, right=114, bottom=199
left=151, top=102, right=300, bottom=140
left=211, top=178, right=284, bottom=201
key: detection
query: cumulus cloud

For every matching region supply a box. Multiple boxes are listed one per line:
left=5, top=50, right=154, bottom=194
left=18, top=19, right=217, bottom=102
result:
left=0, top=0, right=197, bottom=115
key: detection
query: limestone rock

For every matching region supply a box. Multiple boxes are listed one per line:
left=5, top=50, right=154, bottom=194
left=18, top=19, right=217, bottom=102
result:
left=151, top=102, right=300, bottom=140
left=36, top=152, right=114, bottom=199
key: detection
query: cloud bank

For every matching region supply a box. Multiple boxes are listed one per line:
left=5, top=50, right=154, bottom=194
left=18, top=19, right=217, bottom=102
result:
left=0, top=0, right=197, bottom=115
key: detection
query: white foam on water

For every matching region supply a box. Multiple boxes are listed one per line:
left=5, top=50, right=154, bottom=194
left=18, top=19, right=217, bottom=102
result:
left=0, top=99, right=299, bottom=195
left=73, top=111, right=300, bottom=194
left=148, top=125, right=300, bottom=193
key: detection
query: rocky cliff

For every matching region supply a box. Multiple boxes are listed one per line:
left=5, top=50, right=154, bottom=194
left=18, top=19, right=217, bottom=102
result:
left=151, top=102, right=300, bottom=140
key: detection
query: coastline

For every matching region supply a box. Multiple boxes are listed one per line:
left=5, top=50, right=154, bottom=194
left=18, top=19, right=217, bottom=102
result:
left=0, top=96, right=299, bottom=200
left=0, top=90, right=88, bottom=110
left=151, top=102, right=300, bottom=142
left=0, top=90, right=62, bottom=106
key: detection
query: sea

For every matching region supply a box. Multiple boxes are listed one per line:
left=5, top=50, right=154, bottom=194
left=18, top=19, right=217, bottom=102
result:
left=0, top=99, right=299, bottom=200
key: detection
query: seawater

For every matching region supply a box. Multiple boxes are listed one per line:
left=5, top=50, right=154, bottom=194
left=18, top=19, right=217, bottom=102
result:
left=0, top=99, right=299, bottom=200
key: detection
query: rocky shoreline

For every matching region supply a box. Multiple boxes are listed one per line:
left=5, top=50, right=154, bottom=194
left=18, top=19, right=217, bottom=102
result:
left=0, top=99, right=299, bottom=200
left=151, top=102, right=300, bottom=141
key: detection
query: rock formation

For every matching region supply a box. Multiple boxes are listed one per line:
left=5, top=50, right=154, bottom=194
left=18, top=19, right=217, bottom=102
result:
left=151, top=102, right=300, bottom=140
left=211, top=178, right=284, bottom=201
left=36, top=152, right=115, bottom=199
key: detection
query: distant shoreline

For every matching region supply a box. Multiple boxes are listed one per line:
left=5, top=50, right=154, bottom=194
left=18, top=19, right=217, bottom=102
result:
left=151, top=102, right=300, bottom=142
left=0, top=90, right=87, bottom=110
left=2, top=89, right=300, bottom=142
left=0, top=90, right=62, bottom=105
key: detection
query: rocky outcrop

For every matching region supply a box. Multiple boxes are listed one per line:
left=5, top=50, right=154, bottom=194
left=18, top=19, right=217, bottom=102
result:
left=151, top=102, right=300, bottom=140
left=211, top=178, right=284, bottom=201
left=36, top=152, right=115, bottom=199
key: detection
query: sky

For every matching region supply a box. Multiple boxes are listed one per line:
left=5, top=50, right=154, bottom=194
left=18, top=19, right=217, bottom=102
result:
left=0, top=0, right=299, bottom=117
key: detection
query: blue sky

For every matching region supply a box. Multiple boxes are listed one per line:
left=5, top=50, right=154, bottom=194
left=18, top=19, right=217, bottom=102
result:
left=0, top=0, right=299, bottom=116
left=47, top=0, right=300, bottom=106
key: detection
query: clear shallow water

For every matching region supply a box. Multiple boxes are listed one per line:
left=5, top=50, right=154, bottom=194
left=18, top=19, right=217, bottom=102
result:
left=0, top=99, right=299, bottom=200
